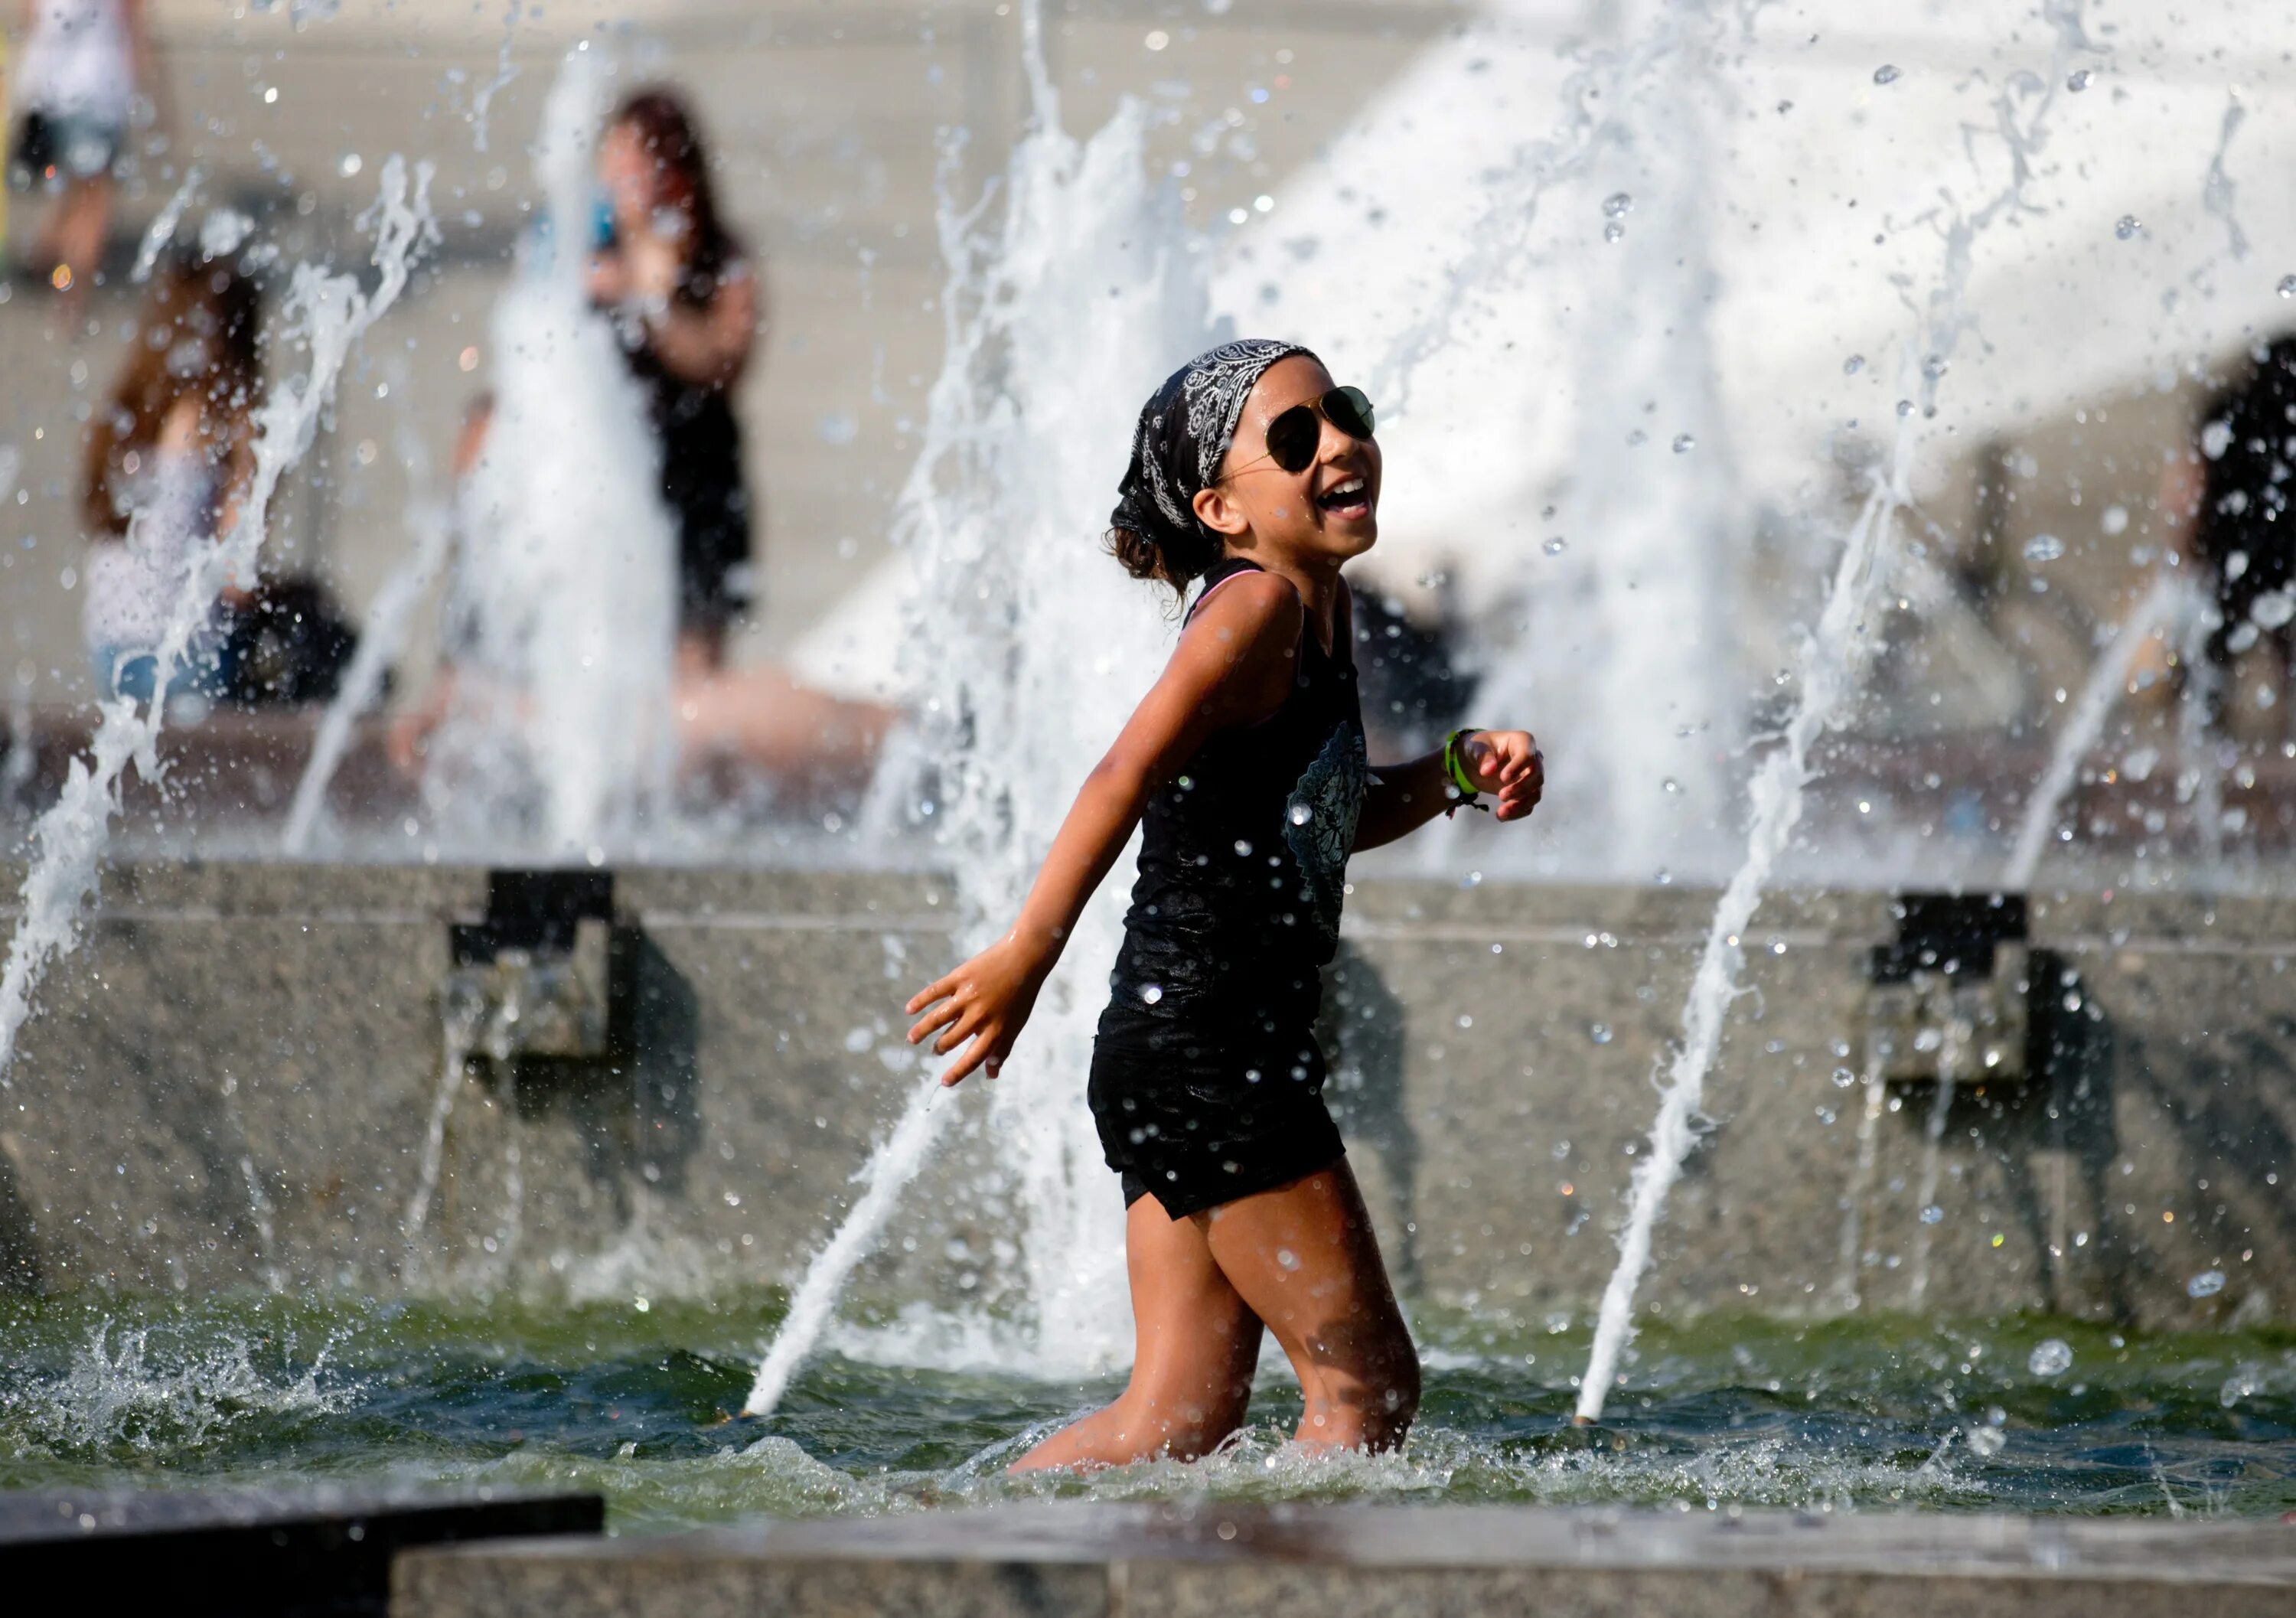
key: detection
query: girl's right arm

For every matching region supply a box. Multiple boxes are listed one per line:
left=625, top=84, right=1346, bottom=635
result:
left=905, top=570, right=1303, bottom=1085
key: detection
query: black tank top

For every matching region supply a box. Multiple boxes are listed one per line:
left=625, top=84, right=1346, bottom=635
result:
left=1106, top=557, right=1368, bottom=1032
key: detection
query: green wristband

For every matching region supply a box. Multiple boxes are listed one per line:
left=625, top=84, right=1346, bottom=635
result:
left=1443, top=728, right=1484, bottom=801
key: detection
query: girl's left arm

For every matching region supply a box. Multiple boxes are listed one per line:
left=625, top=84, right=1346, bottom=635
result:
left=1355, top=729, right=1543, bottom=850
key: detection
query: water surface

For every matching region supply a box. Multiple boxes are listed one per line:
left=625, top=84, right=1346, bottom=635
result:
left=5, top=1291, right=2292, bottom=1532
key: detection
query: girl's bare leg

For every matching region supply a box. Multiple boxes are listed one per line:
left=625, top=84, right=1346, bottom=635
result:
left=51, top=175, right=109, bottom=325
left=1201, top=1160, right=1418, bottom=1453
left=1009, top=1193, right=1263, bottom=1472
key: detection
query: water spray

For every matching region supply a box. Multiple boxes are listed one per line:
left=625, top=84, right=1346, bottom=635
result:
left=1574, top=3, right=2101, bottom=1424
left=0, top=158, right=438, bottom=1085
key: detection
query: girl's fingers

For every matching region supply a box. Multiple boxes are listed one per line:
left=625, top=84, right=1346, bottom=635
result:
left=933, top=1010, right=983, bottom=1056
left=907, top=997, right=964, bottom=1045
left=941, top=1036, right=993, bottom=1087
left=905, top=974, right=955, bottom=1016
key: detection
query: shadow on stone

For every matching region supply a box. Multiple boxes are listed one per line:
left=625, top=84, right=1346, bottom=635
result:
left=1320, top=944, right=1419, bottom=1293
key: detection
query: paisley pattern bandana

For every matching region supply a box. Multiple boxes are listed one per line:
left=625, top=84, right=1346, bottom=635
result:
left=1111, top=338, right=1315, bottom=559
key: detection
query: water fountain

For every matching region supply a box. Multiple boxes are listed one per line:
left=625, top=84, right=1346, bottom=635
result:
left=8, top=0, right=2296, bottom=1560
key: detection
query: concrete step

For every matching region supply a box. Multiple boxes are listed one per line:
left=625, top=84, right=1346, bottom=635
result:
left=391, top=1499, right=2296, bottom=1617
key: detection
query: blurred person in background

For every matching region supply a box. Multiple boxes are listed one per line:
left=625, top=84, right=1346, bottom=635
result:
left=80, top=248, right=259, bottom=705
left=388, top=393, right=893, bottom=798
left=6, top=0, right=159, bottom=323
left=588, top=86, right=759, bottom=678
left=2161, top=334, right=2296, bottom=743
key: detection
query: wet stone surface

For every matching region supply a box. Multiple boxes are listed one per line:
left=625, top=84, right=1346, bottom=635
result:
left=393, top=1498, right=2296, bottom=1617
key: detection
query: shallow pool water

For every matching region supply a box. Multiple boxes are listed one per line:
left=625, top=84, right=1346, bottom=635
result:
left=4, top=1291, right=2294, bottom=1532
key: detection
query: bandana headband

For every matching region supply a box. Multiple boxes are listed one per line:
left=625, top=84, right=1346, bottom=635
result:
left=1110, top=338, right=1315, bottom=564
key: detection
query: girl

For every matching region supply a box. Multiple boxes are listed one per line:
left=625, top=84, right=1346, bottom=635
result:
left=8, top=0, right=160, bottom=323
left=905, top=340, right=1543, bottom=1469
left=587, top=86, right=759, bottom=678
left=80, top=250, right=259, bottom=703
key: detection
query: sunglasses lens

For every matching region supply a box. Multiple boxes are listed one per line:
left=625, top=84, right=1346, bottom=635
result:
left=1264, top=403, right=1320, bottom=473
left=1328, top=386, right=1376, bottom=439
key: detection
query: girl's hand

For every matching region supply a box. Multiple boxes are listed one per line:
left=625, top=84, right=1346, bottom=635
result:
left=623, top=229, right=685, bottom=308
left=1462, top=729, right=1544, bottom=822
left=586, top=250, right=632, bottom=305
left=904, top=935, right=1051, bottom=1087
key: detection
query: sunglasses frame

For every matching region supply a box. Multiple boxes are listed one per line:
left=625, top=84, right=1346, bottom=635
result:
left=1225, top=385, right=1377, bottom=478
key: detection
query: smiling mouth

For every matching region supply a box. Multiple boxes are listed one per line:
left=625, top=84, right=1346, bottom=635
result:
left=1316, top=476, right=1370, bottom=513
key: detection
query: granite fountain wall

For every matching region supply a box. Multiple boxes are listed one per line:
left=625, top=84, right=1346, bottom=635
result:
left=0, top=861, right=2286, bottom=1330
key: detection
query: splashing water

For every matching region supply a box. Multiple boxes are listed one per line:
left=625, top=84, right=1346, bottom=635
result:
left=741, top=1081, right=949, bottom=1417
left=742, top=0, right=1207, bottom=1412
left=1463, top=15, right=1742, bottom=876
left=0, top=158, right=437, bottom=1086
left=401, top=991, right=483, bottom=1281
left=1904, top=1016, right=1966, bottom=1309
left=420, top=47, right=679, bottom=860
left=1574, top=4, right=2102, bottom=1424
left=129, top=165, right=204, bottom=286
left=282, top=396, right=454, bottom=854
left=2004, top=571, right=2194, bottom=888
left=1575, top=422, right=1910, bottom=1423
left=18, top=1324, right=345, bottom=1455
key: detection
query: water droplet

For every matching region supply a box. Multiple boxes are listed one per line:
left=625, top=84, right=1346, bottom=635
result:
left=1895, top=399, right=1916, bottom=417
left=1276, top=1247, right=1302, bottom=1271
left=1831, top=1067, right=1857, bottom=1088
left=1603, top=191, right=1633, bottom=218
left=1140, top=984, right=1164, bottom=1006
left=2278, top=274, right=2296, bottom=298
left=1671, top=433, right=1695, bottom=454
left=1288, top=803, right=1312, bottom=825
left=1919, top=1205, right=1944, bottom=1225
left=2100, top=504, right=2128, bottom=536
left=1234, top=839, right=1253, bottom=856
left=1543, top=536, right=1567, bottom=555
left=2024, top=533, right=2064, bottom=563
left=1662, top=778, right=1681, bottom=794
left=1588, top=1023, right=1613, bottom=1046
left=2028, top=1339, right=2073, bottom=1376
left=1921, top=354, right=1949, bottom=380
left=1603, top=220, right=1626, bottom=243
left=1843, top=354, right=1865, bottom=375
left=338, top=152, right=364, bottom=177
left=1967, top=1425, right=2006, bottom=1458
left=2115, top=214, right=2141, bottom=240
left=2066, top=67, right=2094, bottom=91
left=1873, top=64, right=1900, bottom=84
left=2189, top=1268, right=2227, bottom=1298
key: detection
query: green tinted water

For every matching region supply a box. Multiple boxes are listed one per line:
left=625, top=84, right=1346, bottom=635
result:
left=4, top=1290, right=2294, bottom=1532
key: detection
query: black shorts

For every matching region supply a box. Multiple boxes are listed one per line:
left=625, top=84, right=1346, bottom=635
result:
left=1088, top=1000, right=1345, bottom=1219
left=11, top=110, right=119, bottom=187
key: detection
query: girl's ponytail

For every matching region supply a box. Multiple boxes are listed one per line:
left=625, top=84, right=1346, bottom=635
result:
left=1106, top=522, right=1218, bottom=596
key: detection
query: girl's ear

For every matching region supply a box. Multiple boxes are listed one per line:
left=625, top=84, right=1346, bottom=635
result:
left=1192, top=483, right=1250, bottom=539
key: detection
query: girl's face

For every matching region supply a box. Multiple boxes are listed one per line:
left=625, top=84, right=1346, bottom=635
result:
left=1199, top=354, right=1381, bottom=570
left=598, top=121, right=692, bottom=239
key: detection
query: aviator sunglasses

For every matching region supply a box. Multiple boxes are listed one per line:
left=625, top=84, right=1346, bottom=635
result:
left=1227, top=386, right=1377, bottom=477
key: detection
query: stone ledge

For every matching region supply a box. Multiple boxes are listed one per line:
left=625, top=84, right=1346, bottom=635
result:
left=392, top=1501, right=2296, bottom=1618
left=0, top=1486, right=601, bottom=1616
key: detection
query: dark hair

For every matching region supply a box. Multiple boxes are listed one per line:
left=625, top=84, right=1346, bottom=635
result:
left=608, top=86, right=741, bottom=302
left=85, top=252, right=263, bottom=539
left=1107, top=338, right=1309, bottom=600
left=1106, top=520, right=1220, bottom=597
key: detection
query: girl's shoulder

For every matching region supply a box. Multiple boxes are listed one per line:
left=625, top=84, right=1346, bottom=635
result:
left=1187, top=565, right=1305, bottom=644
